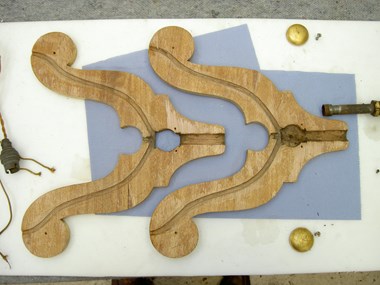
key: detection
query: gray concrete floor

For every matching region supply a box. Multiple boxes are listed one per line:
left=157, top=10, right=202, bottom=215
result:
left=0, top=0, right=379, bottom=283
left=1, top=0, right=380, bottom=21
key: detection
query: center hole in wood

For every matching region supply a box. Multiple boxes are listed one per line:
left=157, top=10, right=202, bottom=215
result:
left=156, top=130, right=180, bottom=152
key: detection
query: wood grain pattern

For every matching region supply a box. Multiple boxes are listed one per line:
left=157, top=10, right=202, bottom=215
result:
left=22, top=32, right=225, bottom=257
left=148, top=26, right=349, bottom=258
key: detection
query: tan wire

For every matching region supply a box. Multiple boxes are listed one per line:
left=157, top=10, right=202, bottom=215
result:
left=19, top=168, right=41, bottom=176
left=0, top=112, right=7, bottom=139
left=0, top=179, right=12, bottom=268
left=0, top=179, right=12, bottom=235
left=20, top=157, right=55, bottom=173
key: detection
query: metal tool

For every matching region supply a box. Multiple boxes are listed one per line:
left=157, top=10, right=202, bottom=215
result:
left=322, top=100, right=380, bottom=117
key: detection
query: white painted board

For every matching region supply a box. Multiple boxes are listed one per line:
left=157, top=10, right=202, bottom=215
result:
left=0, top=19, right=379, bottom=276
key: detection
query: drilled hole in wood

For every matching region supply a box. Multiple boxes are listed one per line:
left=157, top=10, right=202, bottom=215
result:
left=156, top=130, right=180, bottom=152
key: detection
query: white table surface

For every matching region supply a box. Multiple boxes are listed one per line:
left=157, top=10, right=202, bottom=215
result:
left=0, top=19, right=379, bottom=276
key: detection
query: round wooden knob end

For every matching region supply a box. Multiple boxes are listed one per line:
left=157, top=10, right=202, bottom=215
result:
left=22, top=219, right=70, bottom=258
left=150, top=219, right=198, bottom=258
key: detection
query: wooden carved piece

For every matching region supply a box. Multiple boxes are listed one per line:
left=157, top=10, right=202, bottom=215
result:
left=148, top=26, right=349, bottom=257
left=22, top=32, right=225, bottom=258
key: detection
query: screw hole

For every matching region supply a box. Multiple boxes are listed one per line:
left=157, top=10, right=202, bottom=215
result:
left=44, top=232, right=47, bottom=235
left=174, top=231, right=178, bottom=235
left=53, top=51, right=56, bottom=55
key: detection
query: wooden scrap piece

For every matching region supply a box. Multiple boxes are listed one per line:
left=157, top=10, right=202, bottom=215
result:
left=148, top=26, right=348, bottom=258
left=22, top=32, right=225, bottom=258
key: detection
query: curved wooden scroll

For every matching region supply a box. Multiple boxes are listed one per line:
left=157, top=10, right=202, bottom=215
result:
left=22, top=32, right=225, bottom=257
left=148, top=26, right=349, bottom=257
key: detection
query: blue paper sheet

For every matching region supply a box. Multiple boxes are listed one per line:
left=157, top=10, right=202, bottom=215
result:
left=84, top=25, right=360, bottom=220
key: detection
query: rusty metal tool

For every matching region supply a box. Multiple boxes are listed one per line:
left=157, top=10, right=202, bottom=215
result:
left=322, top=101, right=380, bottom=117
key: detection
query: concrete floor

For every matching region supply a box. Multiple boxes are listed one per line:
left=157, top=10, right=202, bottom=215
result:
left=1, top=0, right=380, bottom=21
left=0, top=0, right=379, bottom=283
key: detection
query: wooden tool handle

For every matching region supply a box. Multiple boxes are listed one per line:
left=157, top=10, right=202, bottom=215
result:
left=23, top=32, right=225, bottom=257
left=148, top=26, right=349, bottom=258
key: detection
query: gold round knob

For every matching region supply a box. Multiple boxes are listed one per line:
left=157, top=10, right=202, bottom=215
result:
left=286, top=24, right=309, bottom=46
left=289, top=227, right=314, bottom=252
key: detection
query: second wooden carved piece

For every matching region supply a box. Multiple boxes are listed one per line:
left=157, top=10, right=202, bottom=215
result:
left=148, top=26, right=348, bottom=258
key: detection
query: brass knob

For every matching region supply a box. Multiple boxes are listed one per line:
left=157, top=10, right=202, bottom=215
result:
left=289, top=227, right=314, bottom=252
left=286, top=24, right=309, bottom=46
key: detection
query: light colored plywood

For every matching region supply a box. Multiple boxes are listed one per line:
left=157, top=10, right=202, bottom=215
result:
left=148, top=26, right=349, bottom=258
left=22, top=32, right=225, bottom=258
